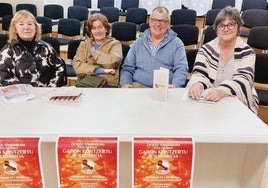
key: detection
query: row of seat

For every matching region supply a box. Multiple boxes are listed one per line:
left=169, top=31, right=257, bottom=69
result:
left=72, top=0, right=139, bottom=12
left=0, top=0, right=139, bottom=20
left=1, top=0, right=268, bottom=21
left=0, top=4, right=149, bottom=45
left=0, top=3, right=37, bottom=17
left=1, top=2, right=267, bottom=48
left=244, top=26, right=268, bottom=124
left=2, top=7, right=268, bottom=51
left=203, top=8, right=268, bottom=39
left=2, top=2, right=268, bottom=37
left=62, top=7, right=268, bottom=50
left=0, top=7, right=199, bottom=48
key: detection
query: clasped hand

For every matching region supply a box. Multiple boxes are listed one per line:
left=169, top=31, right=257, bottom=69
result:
left=188, top=82, right=227, bottom=102
left=104, top=69, right=115, bottom=74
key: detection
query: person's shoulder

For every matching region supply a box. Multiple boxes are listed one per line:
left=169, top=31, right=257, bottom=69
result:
left=201, top=37, right=218, bottom=49
left=236, top=36, right=250, bottom=47
left=82, top=37, right=90, bottom=44
left=136, top=29, right=149, bottom=43
left=109, top=37, right=121, bottom=45
left=39, top=40, right=49, bottom=47
left=235, top=37, right=255, bottom=54
left=167, top=29, right=179, bottom=39
left=74, top=38, right=87, bottom=50
left=166, top=29, right=182, bottom=41
left=10, top=39, right=20, bottom=47
left=166, top=31, right=184, bottom=47
left=80, top=38, right=88, bottom=46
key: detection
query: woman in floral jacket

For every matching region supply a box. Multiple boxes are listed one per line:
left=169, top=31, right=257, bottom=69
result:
left=0, top=10, right=66, bottom=87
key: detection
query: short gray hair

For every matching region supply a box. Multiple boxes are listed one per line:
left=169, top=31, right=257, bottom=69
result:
left=213, top=6, right=243, bottom=30
left=151, top=6, right=170, bottom=22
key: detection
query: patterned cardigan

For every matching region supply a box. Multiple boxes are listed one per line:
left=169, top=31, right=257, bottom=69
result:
left=187, top=37, right=259, bottom=114
left=0, top=39, right=66, bottom=87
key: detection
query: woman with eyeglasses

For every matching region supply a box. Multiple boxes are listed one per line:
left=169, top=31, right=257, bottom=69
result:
left=120, top=6, right=188, bottom=88
left=187, top=6, right=258, bottom=114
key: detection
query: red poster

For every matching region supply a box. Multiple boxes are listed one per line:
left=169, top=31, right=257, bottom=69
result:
left=133, top=137, right=194, bottom=188
left=57, top=136, right=118, bottom=188
left=0, top=137, right=43, bottom=188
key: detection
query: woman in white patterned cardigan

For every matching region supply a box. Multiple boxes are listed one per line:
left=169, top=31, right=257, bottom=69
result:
left=187, top=6, right=259, bottom=114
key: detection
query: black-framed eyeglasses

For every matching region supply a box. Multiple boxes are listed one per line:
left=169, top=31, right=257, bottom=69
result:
left=150, top=18, right=169, bottom=25
left=217, top=22, right=237, bottom=31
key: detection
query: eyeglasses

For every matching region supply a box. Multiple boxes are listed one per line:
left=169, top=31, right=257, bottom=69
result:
left=217, top=22, right=237, bottom=31
left=150, top=18, right=169, bottom=25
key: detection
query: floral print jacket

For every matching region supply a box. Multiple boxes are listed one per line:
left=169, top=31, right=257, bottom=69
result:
left=0, top=39, right=66, bottom=87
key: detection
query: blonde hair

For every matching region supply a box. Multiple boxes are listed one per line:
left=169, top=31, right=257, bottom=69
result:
left=8, top=10, right=41, bottom=42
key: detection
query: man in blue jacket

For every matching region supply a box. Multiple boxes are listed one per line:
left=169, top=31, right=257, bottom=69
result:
left=120, top=6, right=188, bottom=88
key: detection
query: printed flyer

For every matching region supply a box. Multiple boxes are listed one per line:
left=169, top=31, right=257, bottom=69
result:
left=0, top=137, right=43, bottom=188
left=57, top=136, right=118, bottom=188
left=133, top=137, right=194, bottom=188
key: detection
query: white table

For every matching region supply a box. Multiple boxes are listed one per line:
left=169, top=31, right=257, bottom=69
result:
left=1, top=88, right=268, bottom=188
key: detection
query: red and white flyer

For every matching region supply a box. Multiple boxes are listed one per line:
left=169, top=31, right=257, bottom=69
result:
left=133, top=137, right=194, bottom=188
left=57, top=136, right=118, bottom=188
left=0, top=137, right=43, bottom=188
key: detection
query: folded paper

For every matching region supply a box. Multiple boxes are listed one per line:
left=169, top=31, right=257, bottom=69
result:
left=152, top=68, right=169, bottom=102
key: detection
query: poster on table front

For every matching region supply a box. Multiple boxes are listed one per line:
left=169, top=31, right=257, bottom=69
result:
left=57, top=136, right=118, bottom=188
left=133, top=137, right=194, bottom=188
left=0, top=137, right=43, bottom=188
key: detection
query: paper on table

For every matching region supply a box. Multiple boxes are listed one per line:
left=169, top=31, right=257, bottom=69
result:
left=152, top=67, right=169, bottom=102
left=133, top=137, right=194, bottom=188
left=49, top=87, right=83, bottom=103
left=57, top=136, right=118, bottom=188
left=0, top=84, right=35, bottom=103
left=182, top=88, right=216, bottom=104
